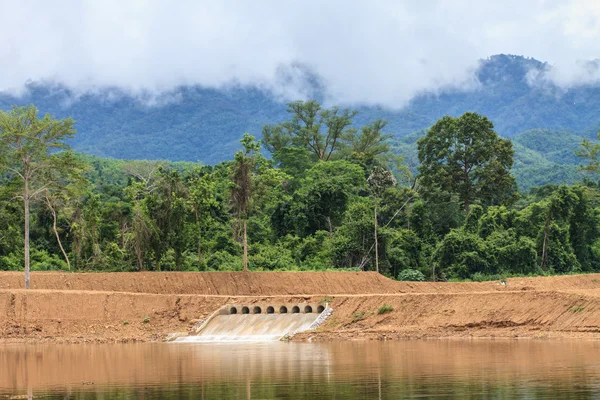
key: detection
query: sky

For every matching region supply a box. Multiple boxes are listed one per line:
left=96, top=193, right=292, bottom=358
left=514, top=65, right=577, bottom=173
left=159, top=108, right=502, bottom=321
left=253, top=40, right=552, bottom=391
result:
left=0, top=0, right=599, bottom=107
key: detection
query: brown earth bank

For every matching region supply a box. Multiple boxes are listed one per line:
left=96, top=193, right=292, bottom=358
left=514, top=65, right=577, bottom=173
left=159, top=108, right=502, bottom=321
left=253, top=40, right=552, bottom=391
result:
left=1, top=271, right=600, bottom=343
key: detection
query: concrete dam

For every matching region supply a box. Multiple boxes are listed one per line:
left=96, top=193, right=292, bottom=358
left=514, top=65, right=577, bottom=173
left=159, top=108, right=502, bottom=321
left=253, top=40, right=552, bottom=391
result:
left=175, top=303, right=330, bottom=342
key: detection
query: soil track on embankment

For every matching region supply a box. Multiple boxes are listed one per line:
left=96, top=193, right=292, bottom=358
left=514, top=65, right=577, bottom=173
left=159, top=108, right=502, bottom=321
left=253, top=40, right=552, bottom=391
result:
left=1, top=271, right=600, bottom=343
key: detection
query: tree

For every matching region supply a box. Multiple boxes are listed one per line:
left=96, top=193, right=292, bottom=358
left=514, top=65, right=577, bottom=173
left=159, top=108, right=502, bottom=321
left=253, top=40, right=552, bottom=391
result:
left=576, top=131, right=600, bottom=174
left=0, top=105, right=77, bottom=288
left=42, top=153, right=87, bottom=270
left=231, top=134, right=260, bottom=271
left=343, top=119, right=393, bottom=167
left=417, top=112, right=515, bottom=213
left=538, top=186, right=578, bottom=271
left=290, top=160, right=365, bottom=236
left=262, top=100, right=357, bottom=163
left=367, top=167, right=397, bottom=273
left=189, top=173, right=217, bottom=268
left=145, top=168, right=188, bottom=271
left=122, top=180, right=152, bottom=270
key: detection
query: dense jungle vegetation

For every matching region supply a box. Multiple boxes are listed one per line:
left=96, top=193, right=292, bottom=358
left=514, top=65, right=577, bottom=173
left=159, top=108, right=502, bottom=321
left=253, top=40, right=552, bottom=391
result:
left=1, top=101, right=600, bottom=283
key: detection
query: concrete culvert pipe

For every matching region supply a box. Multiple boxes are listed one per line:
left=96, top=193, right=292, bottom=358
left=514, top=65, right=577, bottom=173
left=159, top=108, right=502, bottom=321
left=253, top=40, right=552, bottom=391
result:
left=304, top=305, right=313, bottom=313
left=317, top=305, right=325, bottom=313
left=242, top=306, right=250, bottom=314
left=279, top=306, right=288, bottom=314
left=292, top=306, right=300, bottom=313
left=253, top=306, right=262, bottom=314
left=230, top=307, right=238, bottom=315
left=267, top=306, right=275, bottom=314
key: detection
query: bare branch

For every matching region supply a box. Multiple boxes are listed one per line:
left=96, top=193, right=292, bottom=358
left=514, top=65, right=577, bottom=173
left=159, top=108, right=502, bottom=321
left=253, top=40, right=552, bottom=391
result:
left=0, top=165, right=24, bottom=181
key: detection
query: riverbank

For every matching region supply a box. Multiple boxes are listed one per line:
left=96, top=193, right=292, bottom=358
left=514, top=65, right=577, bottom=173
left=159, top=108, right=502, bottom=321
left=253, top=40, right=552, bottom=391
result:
left=1, top=272, right=599, bottom=343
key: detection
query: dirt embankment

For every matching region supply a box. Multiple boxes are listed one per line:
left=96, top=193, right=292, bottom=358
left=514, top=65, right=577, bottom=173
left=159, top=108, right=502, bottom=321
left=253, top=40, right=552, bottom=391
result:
left=1, top=271, right=600, bottom=343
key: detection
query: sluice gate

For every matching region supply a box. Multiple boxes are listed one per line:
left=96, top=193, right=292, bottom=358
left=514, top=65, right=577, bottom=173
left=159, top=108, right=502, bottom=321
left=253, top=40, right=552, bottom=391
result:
left=175, top=303, right=330, bottom=343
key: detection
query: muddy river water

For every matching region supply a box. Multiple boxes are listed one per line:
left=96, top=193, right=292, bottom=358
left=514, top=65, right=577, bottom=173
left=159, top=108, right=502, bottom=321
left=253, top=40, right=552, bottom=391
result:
left=1, top=340, right=600, bottom=399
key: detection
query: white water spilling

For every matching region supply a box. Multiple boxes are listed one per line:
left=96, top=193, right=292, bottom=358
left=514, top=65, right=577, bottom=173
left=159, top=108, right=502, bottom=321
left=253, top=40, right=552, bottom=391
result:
left=176, top=313, right=319, bottom=343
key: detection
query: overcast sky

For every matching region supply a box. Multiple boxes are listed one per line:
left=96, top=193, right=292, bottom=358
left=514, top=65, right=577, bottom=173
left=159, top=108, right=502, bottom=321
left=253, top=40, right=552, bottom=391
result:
left=1, top=0, right=599, bottom=107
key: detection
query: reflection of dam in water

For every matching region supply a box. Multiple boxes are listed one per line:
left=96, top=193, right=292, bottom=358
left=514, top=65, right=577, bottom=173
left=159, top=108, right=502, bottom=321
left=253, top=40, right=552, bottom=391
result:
left=176, top=303, right=328, bottom=343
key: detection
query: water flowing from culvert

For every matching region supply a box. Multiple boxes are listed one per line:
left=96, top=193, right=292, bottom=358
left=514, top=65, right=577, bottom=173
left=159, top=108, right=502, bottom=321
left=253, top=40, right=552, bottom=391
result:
left=176, top=313, right=319, bottom=343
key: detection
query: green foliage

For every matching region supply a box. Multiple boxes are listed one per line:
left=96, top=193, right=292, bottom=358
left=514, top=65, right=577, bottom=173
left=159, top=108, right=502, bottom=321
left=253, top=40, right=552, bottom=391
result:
left=417, top=112, right=516, bottom=212
left=576, top=131, right=600, bottom=174
left=262, top=100, right=358, bottom=163
left=377, top=304, right=394, bottom=315
left=568, top=305, right=585, bottom=313
left=206, top=251, right=241, bottom=271
left=397, top=269, right=425, bottom=282
left=4, top=55, right=600, bottom=169
left=352, top=312, right=365, bottom=322
left=393, top=129, right=586, bottom=191
left=249, top=242, right=295, bottom=271
left=0, top=101, right=598, bottom=286
left=0, top=105, right=82, bottom=286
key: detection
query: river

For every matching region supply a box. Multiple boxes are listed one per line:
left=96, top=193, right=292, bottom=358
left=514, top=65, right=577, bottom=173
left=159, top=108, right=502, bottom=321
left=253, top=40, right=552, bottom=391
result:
left=1, top=340, right=600, bottom=399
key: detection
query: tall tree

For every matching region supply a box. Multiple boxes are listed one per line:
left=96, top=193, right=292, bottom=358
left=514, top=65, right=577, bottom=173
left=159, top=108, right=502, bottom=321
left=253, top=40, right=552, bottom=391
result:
left=262, top=100, right=357, bottom=163
left=417, top=112, right=515, bottom=213
left=124, top=181, right=156, bottom=271
left=367, top=167, right=397, bottom=273
left=0, top=105, right=77, bottom=288
left=344, top=119, right=392, bottom=166
left=230, top=134, right=260, bottom=271
left=146, top=168, right=188, bottom=271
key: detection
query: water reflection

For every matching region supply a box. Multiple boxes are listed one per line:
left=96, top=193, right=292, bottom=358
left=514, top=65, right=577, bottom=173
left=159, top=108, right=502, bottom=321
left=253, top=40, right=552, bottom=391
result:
left=1, top=340, right=600, bottom=399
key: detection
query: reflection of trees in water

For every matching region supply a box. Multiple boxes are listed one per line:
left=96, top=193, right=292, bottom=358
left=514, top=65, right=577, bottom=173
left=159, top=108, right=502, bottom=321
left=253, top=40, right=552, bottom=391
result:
left=9, top=376, right=599, bottom=400
left=2, top=341, right=600, bottom=399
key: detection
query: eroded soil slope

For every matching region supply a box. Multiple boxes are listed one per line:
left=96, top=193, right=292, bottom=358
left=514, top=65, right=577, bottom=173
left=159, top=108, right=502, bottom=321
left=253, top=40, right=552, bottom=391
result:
left=1, top=272, right=600, bottom=343
left=2, top=271, right=600, bottom=295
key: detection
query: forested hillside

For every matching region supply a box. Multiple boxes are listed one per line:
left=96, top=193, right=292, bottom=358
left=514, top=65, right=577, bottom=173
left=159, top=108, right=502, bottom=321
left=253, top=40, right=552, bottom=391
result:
left=1, top=103, right=600, bottom=282
left=1, top=54, right=599, bottom=168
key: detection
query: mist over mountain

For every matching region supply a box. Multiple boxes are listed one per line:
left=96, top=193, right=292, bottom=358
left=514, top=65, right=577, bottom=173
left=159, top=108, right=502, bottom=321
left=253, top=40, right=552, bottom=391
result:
left=0, top=54, right=599, bottom=171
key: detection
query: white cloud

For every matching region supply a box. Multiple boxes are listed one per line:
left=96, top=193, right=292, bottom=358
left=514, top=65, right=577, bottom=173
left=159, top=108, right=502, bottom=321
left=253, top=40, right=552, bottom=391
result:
left=0, top=0, right=599, bottom=107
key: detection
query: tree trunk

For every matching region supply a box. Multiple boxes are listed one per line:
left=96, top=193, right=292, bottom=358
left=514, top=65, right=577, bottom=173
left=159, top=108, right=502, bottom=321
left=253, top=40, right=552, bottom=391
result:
left=198, top=236, right=203, bottom=269
left=374, top=204, right=379, bottom=274
left=195, top=210, right=202, bottom=268
left=120, top=219, right=126, bottom=249
left=24, top=180, right=30, bottom=289
left=73, top=235, right=79, bottom=269
left=135, top=239, right=144, bottom=271
left=541, top=214, right=551, bottom=270
left=155, top=249, right=161, bottom=272
left=243, top=218, right=248, bottom=272
left=48, top=199, right=71, bottom=271
left=464, top=197, right=470, bottom=214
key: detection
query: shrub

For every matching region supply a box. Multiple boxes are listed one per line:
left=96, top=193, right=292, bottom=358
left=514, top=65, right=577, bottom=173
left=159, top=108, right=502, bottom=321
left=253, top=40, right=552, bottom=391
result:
left=378, top=304, right=394, bottom=315
left=471, top=272, right=501, bottom=282
left=352, top=312, right=365, bottom=322
left=397, top=269, right=425, bottom=282
left=206, top=251, right=240, bottom=271
left=248, top=243, right=294, bottom=271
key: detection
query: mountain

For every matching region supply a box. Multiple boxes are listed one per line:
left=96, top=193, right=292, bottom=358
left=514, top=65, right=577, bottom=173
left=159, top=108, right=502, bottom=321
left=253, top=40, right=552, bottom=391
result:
left=0, top=54, right=599, bottom=169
